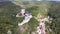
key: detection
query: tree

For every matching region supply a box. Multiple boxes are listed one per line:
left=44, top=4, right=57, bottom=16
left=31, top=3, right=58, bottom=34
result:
left=48, top=2, right=60, bottom=34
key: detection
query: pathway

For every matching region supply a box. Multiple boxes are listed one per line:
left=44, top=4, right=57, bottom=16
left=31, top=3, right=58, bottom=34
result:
left=34, top=13, right=49, bottom=34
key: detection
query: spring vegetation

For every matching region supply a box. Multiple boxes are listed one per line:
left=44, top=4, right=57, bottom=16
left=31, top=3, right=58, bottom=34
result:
left=0, top=1, right=60, bottom=34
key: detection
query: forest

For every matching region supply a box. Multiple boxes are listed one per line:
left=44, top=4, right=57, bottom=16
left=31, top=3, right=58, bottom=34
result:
left=0, top=1, right=60, bottom=34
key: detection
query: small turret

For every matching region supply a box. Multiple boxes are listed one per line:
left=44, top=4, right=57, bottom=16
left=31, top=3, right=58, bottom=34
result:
left=16, top=5, right=25, bottom=17
left=20, top=5, right=25, bottom=16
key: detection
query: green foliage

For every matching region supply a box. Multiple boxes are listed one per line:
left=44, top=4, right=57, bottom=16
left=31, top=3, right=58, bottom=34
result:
left=0, top=1, right=21, bottom=34
left=28, top=18, right=39, bottom=28
left=48, top=2, right=60, bottom=34
left=25, top=2, right=48, bottom=17
left=0, top=1, right=51, bottom=34
left=27, top=18, right=39, bottom=33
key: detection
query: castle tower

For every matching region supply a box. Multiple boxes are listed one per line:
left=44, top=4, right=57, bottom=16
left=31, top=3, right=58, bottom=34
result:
left=20, top=5, right=25, bottom=16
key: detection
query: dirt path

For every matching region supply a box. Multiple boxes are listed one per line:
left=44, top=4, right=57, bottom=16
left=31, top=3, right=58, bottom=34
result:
left=34, top=13, right=49, bottom=34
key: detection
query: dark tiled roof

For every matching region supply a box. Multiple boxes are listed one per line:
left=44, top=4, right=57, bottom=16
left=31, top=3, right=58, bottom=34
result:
left=25, top=11, right=31, bottom=15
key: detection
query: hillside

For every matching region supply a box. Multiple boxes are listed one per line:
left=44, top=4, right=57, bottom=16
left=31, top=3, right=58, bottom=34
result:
left=0, top=1, right=60, bottom=34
